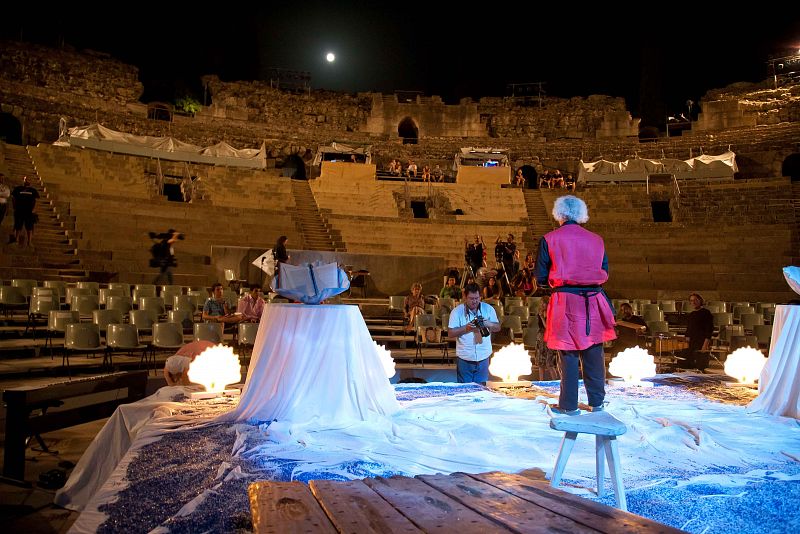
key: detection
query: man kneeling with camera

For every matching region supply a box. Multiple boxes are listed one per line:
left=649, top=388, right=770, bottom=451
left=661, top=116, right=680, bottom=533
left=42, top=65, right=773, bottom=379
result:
left=448, top=282, right=501, bottom=385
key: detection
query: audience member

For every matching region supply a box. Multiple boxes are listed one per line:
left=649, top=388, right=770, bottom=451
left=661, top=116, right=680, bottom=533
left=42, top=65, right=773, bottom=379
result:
left=11, top=175, right=39, bottom=247
left=523, top=252, right=535, bottom=271
left=496, top=234, right=517, bottom=279
left=439, top=276, right=462, bottom=300
left=513, top=169, right=525, bottom=187
left=406, top=160, right=418, bottom=178
left=203, top=283, right=244, bottom=324
left=512, top=267, right=536, bottom=297
left=680, top=293, right=714, bottom=372
left=617, top=303, right=646, bottom=326
left=433, top=164, right=443, bottom=182
left=421, top=165, right=431, bottom=182
left=236, top=284, right=265, bottom=322
left=539, top=172, right=552, bottom=189
left=273, top=235, right=290, bottom=285
left=482, top=276, right=503, bottom=303
left=403, top=282, right=426, bottom=333
left=552, top=170, right=565, bottom=189
left=564, top=173, right=576, bottom=192
left=465, top=234, right=485, bottom=276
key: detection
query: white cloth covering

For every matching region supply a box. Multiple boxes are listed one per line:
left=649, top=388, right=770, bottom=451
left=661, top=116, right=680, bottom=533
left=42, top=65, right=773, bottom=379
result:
left=747, top=305, right=800, bottom=419
left=218, top=303, right=399, bottom=426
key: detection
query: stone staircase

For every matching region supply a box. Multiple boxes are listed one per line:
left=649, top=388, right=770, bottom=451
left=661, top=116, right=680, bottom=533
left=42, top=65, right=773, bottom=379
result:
left=290, top=180, right=343, bottom=251
left=0, top=145, right=88, bottom=282
left=521, top=189, right=554, bottom=254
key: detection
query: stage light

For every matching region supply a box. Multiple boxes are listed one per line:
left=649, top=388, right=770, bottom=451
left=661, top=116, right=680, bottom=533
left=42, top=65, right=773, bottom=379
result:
left=608, top=346, right=656, bottom=386
left=187, top=344, right=242, bottom=395
left=489, top=343, right=532, bottom=383
left=373, top=341, right=396, bottom=378
left=724, top=347, right=766, bottom=385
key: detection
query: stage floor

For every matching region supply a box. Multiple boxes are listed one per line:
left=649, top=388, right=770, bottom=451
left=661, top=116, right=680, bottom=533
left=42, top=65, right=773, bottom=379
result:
left=47, top=375, right=800, bottom=534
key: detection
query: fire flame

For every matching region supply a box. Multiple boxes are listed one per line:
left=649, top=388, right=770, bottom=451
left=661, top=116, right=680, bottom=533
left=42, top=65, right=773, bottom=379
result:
left=724, top=347, right=766, bottom=384
left=489, top=343, right=532, bottom=382
left=186, top=344, right=241, bottom=393
left=609, top=346, right=657, bottom=385
left=373, top=341, right=396, bottom=378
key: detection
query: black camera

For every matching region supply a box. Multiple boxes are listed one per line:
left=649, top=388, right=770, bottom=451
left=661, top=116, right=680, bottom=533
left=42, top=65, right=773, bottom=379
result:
left=473, top=316, right=491, bottom=337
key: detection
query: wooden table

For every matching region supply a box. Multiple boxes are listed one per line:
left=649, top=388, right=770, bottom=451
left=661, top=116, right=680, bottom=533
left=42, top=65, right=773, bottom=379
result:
left=249, top=470, right=682, bottom=533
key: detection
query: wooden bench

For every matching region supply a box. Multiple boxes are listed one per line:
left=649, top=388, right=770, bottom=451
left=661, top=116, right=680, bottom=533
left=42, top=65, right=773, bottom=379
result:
left=249, top=470, right=680, bottom=533
left=550, top=411, right=629, bottom=511
left=2, top=371, right=148, bottom=484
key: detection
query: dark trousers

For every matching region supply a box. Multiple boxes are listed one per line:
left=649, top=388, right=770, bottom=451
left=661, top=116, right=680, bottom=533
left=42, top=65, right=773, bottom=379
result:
left=682, top=342, right=709, bottom=370
left=0, top=203, right=6, bottom=226
left=154, top=265, right=173, bottom=285
left=558, top=343, right=606, bottom=412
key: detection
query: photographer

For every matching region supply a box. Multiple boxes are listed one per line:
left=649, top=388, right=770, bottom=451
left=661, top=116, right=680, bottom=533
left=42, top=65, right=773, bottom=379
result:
left=464, top=234, right=485, bottom=277
left=448, top=282, right=500, bottom=385
left=150, top=229, right=183, bottom=285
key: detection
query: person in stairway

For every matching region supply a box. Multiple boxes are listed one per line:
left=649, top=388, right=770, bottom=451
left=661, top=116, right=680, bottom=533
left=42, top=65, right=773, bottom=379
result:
left=11, top=175, right=39, bottom=247
left=0, top=173, right=10, bottom=239
left=150, top=229, right=182, bottom=285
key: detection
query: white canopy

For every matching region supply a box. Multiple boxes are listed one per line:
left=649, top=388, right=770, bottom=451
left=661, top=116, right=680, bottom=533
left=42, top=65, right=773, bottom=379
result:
left=579, top=151, right=738, bottom=182
left=312, top=142, right=372, bottom=166
left=456, top=147, right=510, bottom=168
left=59, top=123, right=267, bottom=169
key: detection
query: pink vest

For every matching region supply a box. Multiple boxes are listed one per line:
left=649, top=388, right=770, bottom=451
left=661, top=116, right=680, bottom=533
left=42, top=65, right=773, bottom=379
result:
left=543, top=224, right=616, bottom=350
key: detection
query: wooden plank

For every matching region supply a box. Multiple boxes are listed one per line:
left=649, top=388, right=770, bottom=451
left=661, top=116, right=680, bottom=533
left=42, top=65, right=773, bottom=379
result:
left=470, top=472, right=684, bottom=534
left=309, top=479, right=422, bottom=534
left=419, top=472, right=597, bottom=534
left=248, top=481, right=337, bottom=534
left=363, top=475, right=511, bottom=533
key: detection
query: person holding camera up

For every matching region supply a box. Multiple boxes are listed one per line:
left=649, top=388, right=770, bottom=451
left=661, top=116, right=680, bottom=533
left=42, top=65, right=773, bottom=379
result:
left=150, top=229, right=183, bottom=285
left=448, top=282, right=500, bottom=385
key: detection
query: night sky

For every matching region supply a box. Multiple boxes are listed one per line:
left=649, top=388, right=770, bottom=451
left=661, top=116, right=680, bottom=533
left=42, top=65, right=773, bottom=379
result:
left=2, top=3, right=799, bottom=127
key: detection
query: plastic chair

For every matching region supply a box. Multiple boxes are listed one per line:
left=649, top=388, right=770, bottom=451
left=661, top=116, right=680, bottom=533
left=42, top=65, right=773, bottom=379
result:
left=732, top=305, right=754, bottom=323
left=194, top=322, right=223, bottom=344
left=134, top=284, right=157, bottom=296
left=491, top=303, right=505, bottom=320
left=168, top=308, right=194, bottom=331
left=504, top=297, right=523, bottom=308
left=43, top=280, right=67, bottom=303
left=105, top=323, right=148, bottom=370
left=138, top=296, right=165, bottom=321
left=76, top=281, right=100, bottom=293
left=151, top=322, right=185, bottom=354
left=65, top=287, right=92, bottom=306
left=712, top=312, right=733, bottom=329
left=527, top=297, right=543, bottom=314
left=522, top=325, right=539, bottom=348
left=753, top=324, right=773, bottom=349
left=501, top=315, right=523, bottom=338
left=97, top=288, right=123, bottom=306
left=26, top=294, right=57, bottom=338
left=70, top=294, right=99, bottom=318
left=44, top=310, right=79, bottom=357
left=658, top=300, right=677, bottom=313
left=171, top=295, right=195, bottom=312
left=438, top=297, right=455, bottom=314
left=92, top=309, right=123, bottom=336
left=414, top=314, right=437, bottom=329
left=388, top=296, right=405, bottom=325
left=106, top=295, right=133, bottom=316
left=11, top=279, right=38, bottom=299
left=130, top=309, right=155, bottom=335
left=643, top=308, right=664, bottom=323
left=414, top=325, right=449, bottom=365
left=108, top=283, right=131, bottom=297
left=0, top=285, right=28, bottom=317
left=63, top=323, right=103, bottom=373
left=730, top=335, right=759, bottom=352
left=740, top=313, right=764, bottom=333
left=237, top=322, right=259, bottom=360
left=507, top=305, right=530, bottom=325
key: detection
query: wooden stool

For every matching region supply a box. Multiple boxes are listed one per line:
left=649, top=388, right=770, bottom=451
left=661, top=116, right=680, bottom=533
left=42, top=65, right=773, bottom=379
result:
left=549, top=411, right=628, bottom=510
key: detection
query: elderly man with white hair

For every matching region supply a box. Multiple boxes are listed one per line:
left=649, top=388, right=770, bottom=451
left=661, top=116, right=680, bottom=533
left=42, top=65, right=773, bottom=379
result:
left=535, top=195, right=617, bottom=415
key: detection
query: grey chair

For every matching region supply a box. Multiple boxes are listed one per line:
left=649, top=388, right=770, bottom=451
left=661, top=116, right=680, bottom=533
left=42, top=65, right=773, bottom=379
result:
left=522, top=325, right=540, bottom=348
left=108, top=283, right=131, bottom=297
left=237, top=322, right=259, bottom=360
left=194, top=322, right=223, bottom=344
left=130, top=309, right=155, bottom=335
left=63, top=323, right=103, bottom=374
left=11, top=279, right=38, bottom=300
left=753, top=324, right=773, bottom=349
left=76, top=281, right=100, bottom=294
left=388, top=296, right=405, bottom=325
left=151, top=322, right=185, bottom=361
left=507, top=305, right=530, bottom=325
left=98, top=287, right=125, bottom=306
left=168, top=308, right=195, bottom=331
left=26, top=294, right=58, bottom=338
left=730, top=335, right=759, bottom=352
left=138, top=297, right=166, bottom=321
left=92, top=309, right=124, bottom=337
left=43, top=280, right=67, bottom=303
left=106, top=323, right=148, bottom=371
left=740, top=313, right=764, bottom=333
left=414, top=325, right=449, bottom=365
left=106, top=295, right=133, bottom=317
left=70, top=294, right=99, bottom=318
left=500, top=315, right=523, bottom=339
left=0, top=286, right=28, bottom=317
left=45, top=310, right=79, bottom=357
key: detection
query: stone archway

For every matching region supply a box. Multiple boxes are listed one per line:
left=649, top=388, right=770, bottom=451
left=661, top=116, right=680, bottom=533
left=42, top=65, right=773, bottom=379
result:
left=398, top=117, right=418, bottom=145
left=519, top=165, right=538, bottom=189
left=0, top=113, right=23, bottom=145
left=283, top=154, right=307, bottom=180
left=782, top=153, right=800, bottom=182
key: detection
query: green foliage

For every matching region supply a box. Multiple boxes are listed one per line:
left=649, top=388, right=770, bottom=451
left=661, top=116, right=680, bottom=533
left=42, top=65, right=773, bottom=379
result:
left=175, top=96, right=201, bottom=115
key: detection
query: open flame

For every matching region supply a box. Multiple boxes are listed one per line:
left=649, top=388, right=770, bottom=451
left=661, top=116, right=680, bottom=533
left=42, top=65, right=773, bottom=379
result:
left=609, top=346, right=657, bottom=385
left=725, top=346, right=766, bottom=384
left=489, top=343, right=532, bottom=382
left=186, top=344, right=241, bottom=393
left=373, top=341, right=396, bottom=378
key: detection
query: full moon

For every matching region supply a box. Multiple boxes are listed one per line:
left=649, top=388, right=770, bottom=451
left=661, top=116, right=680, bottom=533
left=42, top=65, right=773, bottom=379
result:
left=326, top=52, right=335, bottom=63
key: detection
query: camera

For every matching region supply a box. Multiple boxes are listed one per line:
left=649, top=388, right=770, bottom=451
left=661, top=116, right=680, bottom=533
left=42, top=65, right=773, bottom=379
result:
left=149, top=231, right=185, bottom=241
left=472, top=316, right=491, bottom=337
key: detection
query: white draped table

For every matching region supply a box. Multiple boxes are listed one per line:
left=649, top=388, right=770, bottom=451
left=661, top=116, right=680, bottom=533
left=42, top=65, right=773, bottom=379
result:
left=747, top=305, right=800, bottom=419
left=220, top=303, right=399, bottom=425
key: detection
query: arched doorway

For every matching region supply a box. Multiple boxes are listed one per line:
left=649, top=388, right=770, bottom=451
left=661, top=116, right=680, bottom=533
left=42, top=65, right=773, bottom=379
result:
left=0, top=113, right=22, bottom=145
left=282, top=154, right=307, bottom=180
left=398, top=117, right=418, bottom=145
left=782, top=153, right=800, bottom=182
left=519, top=165, right=538, bottom=189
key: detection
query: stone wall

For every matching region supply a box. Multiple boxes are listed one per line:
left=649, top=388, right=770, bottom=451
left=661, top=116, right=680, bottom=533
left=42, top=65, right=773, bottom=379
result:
left=477, top=95, right=639, bottom=140
left=696, top=80, right=800, bottom=130
left=362, top=94, right=485, bottom=138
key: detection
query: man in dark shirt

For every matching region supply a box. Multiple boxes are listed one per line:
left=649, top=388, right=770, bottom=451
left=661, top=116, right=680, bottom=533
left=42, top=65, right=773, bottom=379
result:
left=465, top=235, right=485, bottom=276
left=682, top=293, right=714, bottom=371
left=11, top=175, right=39, bottom=247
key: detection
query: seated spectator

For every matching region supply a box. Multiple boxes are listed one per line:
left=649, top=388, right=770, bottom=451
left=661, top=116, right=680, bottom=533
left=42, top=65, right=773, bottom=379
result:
left=539, top=171, right=552, bottom=189
left=403, top=282, right=426, bottom=333
left=202, top=283, right=244, bottom=324
left=513, top=169, right=525, bottom=187
left=552, top=170, right=565, bottom=188
left=163, top=340, right=215, bottom=386
left=388, top=159, right=400, bottom=176
left=512, top=267, right=537, bottom=297
left=523, top=252, right=535, bottom=271
left=482, top=276, right=503, bottom=303
left=406, top=160, right=418, bottom=178
left=617, top=302, right=646, bottom=326
left=614, top=303, right=647, bottom=356
left=433, top=164, right=443, bottom=182
left=564, top=173, right=576, bottom=192
left=422, top=165, right=431, bottom=182
left=236, top=284, right=265, bottom=322
left=439, top=276, right=462, bottom=300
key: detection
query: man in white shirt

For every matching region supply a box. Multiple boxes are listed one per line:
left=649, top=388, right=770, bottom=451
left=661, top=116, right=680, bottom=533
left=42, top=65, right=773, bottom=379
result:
left=448, top=282, right=501, bottom=385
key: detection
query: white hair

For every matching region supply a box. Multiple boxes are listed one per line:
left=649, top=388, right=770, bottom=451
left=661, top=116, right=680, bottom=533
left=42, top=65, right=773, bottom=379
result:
left=165, top=355, right=192, bottom=375
left=552, top=195, right=589, bottom=224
